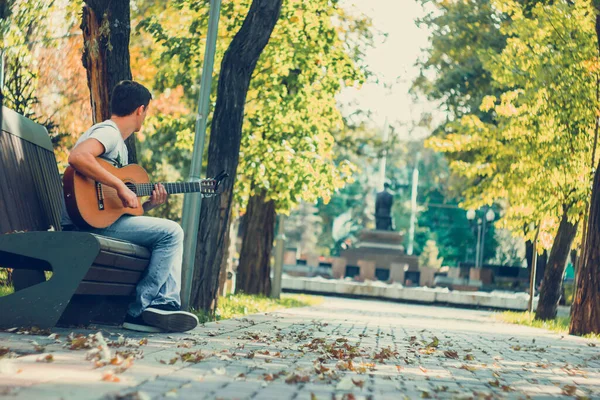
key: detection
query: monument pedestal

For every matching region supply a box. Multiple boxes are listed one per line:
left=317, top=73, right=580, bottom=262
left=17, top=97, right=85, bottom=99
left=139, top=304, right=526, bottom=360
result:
left=340, top=230, right=419, bottom=282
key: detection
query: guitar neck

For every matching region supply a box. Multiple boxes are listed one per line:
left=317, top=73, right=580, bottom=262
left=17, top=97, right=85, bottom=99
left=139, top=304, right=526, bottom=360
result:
left=134, top=182, right=204, bottom=196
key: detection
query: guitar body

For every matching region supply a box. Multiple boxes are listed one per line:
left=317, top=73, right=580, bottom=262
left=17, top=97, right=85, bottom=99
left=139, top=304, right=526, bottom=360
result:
left=63, top=159, right=148, bottom=229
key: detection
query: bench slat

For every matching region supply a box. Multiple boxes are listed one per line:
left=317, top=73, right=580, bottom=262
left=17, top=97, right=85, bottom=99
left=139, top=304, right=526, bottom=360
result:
left=83, top=266, right=142, bottom=284
left=75, top=281, right=135, bottom=296
left=94, top=250, right=149, bottom=271
left=93, top=234, right=151, bottom=259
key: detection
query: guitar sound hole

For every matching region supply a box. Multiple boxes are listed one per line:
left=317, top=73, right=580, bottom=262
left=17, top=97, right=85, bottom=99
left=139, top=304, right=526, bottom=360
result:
left=125, top=182, right=137, bottom=195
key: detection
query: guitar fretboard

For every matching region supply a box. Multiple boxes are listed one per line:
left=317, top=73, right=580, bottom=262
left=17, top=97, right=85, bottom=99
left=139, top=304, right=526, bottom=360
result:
left=133, top=182, right=204, bottom=197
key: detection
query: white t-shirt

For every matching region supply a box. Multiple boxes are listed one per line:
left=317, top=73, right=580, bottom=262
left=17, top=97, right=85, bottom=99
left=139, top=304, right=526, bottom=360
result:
left=60, top=120, right=129, bottom=227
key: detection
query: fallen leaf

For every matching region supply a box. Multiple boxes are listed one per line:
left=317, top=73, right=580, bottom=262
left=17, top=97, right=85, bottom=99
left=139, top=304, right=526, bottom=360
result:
left=501, top=385, right=514, bottom=392
left=101, top=371, right=120, bottom=382
left=443, top=350, right=459, bottom=359
left=562, top=385, right=577, bottom=396
left=179, top=351, right=206, bottom=364
left=314, top=363, right=330, bottom=374
left=37, top=354, right=54, bottom=363
left=352, top=378, right=364, bottom=388
left=426, top=337, right=439, bottom=348
left=285, top=373, right=310, bottom=384
left=167, top=357, right=178, bottom=365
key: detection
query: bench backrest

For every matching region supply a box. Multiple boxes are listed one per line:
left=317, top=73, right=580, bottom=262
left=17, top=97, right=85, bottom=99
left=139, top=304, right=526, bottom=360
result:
left=0, top=107, right=63, bottom=234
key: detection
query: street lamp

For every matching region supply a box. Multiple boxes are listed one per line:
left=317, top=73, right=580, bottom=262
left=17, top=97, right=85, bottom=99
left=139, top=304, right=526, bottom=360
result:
left=466, top=207, right=495, bottom=268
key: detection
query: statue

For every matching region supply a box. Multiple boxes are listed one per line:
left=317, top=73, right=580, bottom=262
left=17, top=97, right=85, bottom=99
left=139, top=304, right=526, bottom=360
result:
left=375, top=183, right=394, bottom=231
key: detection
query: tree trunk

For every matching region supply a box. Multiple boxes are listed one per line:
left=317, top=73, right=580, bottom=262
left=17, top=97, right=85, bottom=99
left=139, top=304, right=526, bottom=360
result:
left=81, top=0, right=137, bottom=163
left=569, top=6, right=600, bottom=336
left=236, top=190, right=276, bottom=295
left=571, top=163, right=600, bottom=334
left=189, top=0, right=283, bottom=312
left=535, top=207, right=578, bottom=320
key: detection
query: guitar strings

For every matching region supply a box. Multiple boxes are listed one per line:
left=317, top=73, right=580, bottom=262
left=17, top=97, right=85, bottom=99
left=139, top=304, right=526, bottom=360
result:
left=98, top=182, right=216, bottom=200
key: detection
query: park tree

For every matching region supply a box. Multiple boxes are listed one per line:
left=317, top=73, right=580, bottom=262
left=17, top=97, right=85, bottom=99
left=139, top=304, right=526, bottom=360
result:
left=570, top=0, right=600, bottom=336
left=0, top=0, right=74, bottom=147
left=234, top=1, right=369, bottom=295
left=427, top=0, right=597, bottom=320
left=413, top=0, right=507, bottom=127
left=141, top=0, right=371, bottom=301
left=81, top=0, right=137, bottom=163
left=190, top=0, right=284, bottom=310
left=411, top=0, right=508, bottom=265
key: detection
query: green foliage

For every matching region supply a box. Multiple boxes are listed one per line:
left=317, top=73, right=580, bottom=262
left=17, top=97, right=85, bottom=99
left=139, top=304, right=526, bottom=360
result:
left=409, top=0, right=508, bottom=264
left=2, top=0, right=53, bottom=117
left=193, top=293, right=323, bottom=323
left=413, top=0, right=507, bottom=124
left=138, top=0, right=373, bottom=217
left=1, top=0, right=71, bottom=146
left=425, top=0, right=598, bottom=249
left=0, top=286, right=13, bottom=297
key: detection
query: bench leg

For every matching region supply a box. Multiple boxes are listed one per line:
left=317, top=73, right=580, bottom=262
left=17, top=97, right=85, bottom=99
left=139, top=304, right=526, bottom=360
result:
left=0, top=232, right=100, bottom=329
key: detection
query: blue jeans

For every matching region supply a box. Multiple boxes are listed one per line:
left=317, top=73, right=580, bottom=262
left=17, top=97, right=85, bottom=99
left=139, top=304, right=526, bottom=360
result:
left=87, top=216, right=184, bottom=317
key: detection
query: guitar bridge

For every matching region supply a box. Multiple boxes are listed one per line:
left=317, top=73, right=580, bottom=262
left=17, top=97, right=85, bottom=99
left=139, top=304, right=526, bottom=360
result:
left=96, top=182, right=105, bottom=210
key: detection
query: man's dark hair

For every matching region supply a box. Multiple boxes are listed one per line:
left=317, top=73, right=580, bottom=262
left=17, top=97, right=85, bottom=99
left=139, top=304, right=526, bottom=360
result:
left=110, top=80, right=152, bottom=117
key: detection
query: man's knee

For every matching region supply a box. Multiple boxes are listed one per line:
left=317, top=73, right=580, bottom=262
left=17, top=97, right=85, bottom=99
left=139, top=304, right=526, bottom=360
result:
left=163, top=220, right=184, bottom=244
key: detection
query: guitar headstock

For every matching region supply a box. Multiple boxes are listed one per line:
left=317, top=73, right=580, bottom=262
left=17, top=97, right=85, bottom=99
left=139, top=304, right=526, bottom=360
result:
left=200, top=170, right=229, bottom=196
left=200, top=179, right=217, bottom=195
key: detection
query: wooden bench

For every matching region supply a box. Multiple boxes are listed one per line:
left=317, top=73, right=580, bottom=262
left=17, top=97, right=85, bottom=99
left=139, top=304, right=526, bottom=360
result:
left=0, top=106, right=150, bottom=329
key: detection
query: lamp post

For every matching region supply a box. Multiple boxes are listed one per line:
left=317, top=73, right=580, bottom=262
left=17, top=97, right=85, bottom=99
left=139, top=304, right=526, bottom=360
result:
left=528, top=224, right=540, bottom=313
left=466, top=208, right=495, bottom=268
left=271, top=214, right=286, bottom=299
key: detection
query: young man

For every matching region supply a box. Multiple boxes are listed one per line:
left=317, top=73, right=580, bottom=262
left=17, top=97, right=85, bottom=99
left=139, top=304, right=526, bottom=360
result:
left=60, top=80, right=198, bottom=333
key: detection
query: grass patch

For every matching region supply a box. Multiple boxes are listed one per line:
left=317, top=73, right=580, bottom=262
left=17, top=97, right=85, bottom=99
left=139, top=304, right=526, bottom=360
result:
left=194, top=293, right=323, bottom=324
left=0, top=285, right=14, bottom=297
left=495, top=311, right=600, bottom=340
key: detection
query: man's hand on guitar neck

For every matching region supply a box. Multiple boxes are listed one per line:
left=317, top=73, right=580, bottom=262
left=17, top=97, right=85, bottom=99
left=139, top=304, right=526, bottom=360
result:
left=143, top=184, right=168, bottom=212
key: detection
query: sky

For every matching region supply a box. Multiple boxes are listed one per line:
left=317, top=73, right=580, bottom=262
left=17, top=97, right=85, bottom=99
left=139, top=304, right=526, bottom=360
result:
left=338, top=0, right=438, bottom=140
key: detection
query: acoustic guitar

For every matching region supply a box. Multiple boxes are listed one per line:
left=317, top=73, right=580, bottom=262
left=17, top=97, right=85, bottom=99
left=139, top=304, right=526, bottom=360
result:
left=63, top=158, right=228, bottom=228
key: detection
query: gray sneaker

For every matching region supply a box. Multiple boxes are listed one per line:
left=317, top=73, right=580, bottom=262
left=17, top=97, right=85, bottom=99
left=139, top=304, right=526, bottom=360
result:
left=142, top=304, right=199, bottom=332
